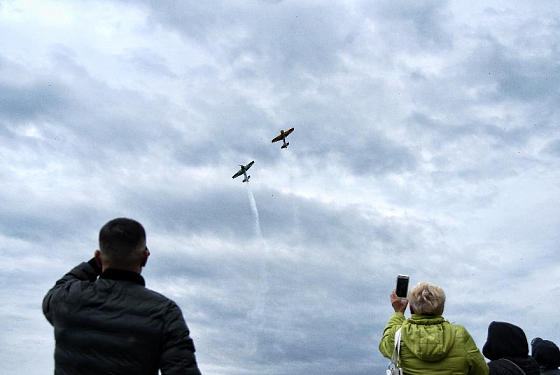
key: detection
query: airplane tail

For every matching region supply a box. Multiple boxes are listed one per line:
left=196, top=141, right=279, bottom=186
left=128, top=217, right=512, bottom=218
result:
left=243, top=175, right=251, bottom=183
left=281, top=142, right=289, bottom=149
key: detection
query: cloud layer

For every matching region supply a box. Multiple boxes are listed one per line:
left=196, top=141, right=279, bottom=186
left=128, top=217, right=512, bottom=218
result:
left=1, top=0, right=560, bottom=373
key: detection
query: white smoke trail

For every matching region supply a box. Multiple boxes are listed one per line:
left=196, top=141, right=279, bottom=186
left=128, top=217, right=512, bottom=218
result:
left=245, top=184, right=268, bottom=356
left=246, top=184, right=262, bottom=238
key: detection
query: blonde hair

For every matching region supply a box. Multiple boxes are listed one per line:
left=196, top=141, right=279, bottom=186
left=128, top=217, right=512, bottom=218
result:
left=407, top=282, right=446, bottom=316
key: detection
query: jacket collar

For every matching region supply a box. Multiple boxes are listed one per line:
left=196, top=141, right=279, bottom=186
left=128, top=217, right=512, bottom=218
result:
left=409, top=314, right=445, bottom=325
left=100, top=268, right=145, bottom=286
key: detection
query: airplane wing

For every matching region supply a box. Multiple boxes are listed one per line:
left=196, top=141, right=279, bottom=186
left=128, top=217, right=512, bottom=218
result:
left=284, top=127, right=295, bottom=137
left=271, top=134, right=283, bottom=143
left=245, top=161, right=254, bottom=170
left=232, top=169, right=244, bottom=179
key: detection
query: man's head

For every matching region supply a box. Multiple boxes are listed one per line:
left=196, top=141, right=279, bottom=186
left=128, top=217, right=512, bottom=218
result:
left=95, top=218, right=149, bottom=273
left=532, top=337, right=560, bottom=369
left=407, top=281, right=446, bottom=316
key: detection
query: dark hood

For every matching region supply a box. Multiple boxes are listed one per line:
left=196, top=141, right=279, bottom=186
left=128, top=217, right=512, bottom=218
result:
left=483, top=321, right=529, bottom=360
left=532, top=338, right=560, bottom=369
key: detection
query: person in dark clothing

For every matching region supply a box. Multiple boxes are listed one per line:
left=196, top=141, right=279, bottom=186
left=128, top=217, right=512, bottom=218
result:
left=483, top=321, right=540, bottom=375
left=531, top=337, right=560, bottom=374
left=43, top=218, right=202, bottom=375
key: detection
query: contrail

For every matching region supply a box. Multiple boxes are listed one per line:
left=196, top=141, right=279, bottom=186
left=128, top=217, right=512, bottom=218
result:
left=246, top=184, right=262, bottom=238
left=245, top=184, right=268, bottom=356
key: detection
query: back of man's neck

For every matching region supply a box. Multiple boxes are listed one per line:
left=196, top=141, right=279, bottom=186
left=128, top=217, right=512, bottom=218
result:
left=102, top=266, right=142, bottom=274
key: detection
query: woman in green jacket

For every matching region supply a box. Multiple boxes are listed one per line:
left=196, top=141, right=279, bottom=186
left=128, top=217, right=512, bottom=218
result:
left=379, top=281, right=488, bottom=375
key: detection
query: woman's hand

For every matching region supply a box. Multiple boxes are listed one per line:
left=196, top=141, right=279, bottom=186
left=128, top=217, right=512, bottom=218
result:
left=391, top=290, right=408, bottom=314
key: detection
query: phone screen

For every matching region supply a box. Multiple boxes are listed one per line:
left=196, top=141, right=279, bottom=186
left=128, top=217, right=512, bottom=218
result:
left=396, top=275, right=409, bottom=298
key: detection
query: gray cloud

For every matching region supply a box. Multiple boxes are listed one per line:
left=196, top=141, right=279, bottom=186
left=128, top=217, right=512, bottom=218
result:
left=82, top=0, right=422, bottom=178
left=544, top=139, right=560, bottom=157
left=135, top=0, right=351, bottom=74
left=123, top=48, right=178, bottom=78
left=361, top=0, right=454, bottom=52
left=459, top=34, right=560, bottom=102
left=120, top=182, right=417, bottom=252
left=0, top=80, right=64, bottom=123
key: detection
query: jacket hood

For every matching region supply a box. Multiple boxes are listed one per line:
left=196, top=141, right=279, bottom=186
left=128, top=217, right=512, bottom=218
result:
left=401, top=314, right=454, bottom=362
left=483, top=321, right=528, bottom=360
left=532, top=338, right=560, bottom=369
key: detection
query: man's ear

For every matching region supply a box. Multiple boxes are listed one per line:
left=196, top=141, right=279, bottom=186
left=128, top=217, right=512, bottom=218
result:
left=94, top=250, right=103, bottom=268
left=141, top=248, right=150, bottom=267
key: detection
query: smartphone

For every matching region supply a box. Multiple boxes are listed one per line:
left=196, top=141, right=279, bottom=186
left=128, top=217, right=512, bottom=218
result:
left=396, top=275, right=409, bottom=298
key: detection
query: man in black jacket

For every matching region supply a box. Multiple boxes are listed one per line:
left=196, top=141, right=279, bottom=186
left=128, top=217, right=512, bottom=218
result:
left=43, top=218, right=202, bottom=375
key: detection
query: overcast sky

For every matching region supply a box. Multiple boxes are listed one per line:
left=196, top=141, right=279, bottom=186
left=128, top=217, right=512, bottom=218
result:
left=1, top=0, right=560, bottom=374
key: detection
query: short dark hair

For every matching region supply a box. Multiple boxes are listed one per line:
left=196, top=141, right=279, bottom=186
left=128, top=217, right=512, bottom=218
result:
left=99, top=218, right=146, bottom=267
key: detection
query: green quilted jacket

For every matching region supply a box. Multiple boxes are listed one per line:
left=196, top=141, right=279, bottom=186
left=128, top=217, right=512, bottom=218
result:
left=379, top=313, right=489, bottom=375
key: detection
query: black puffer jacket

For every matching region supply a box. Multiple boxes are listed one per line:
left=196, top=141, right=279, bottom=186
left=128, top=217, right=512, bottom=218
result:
left=43, top=260, right=201, bottom=375
left=483, top=321, right=539, bottom=375
left=487, top=357, right=540, bottom=375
